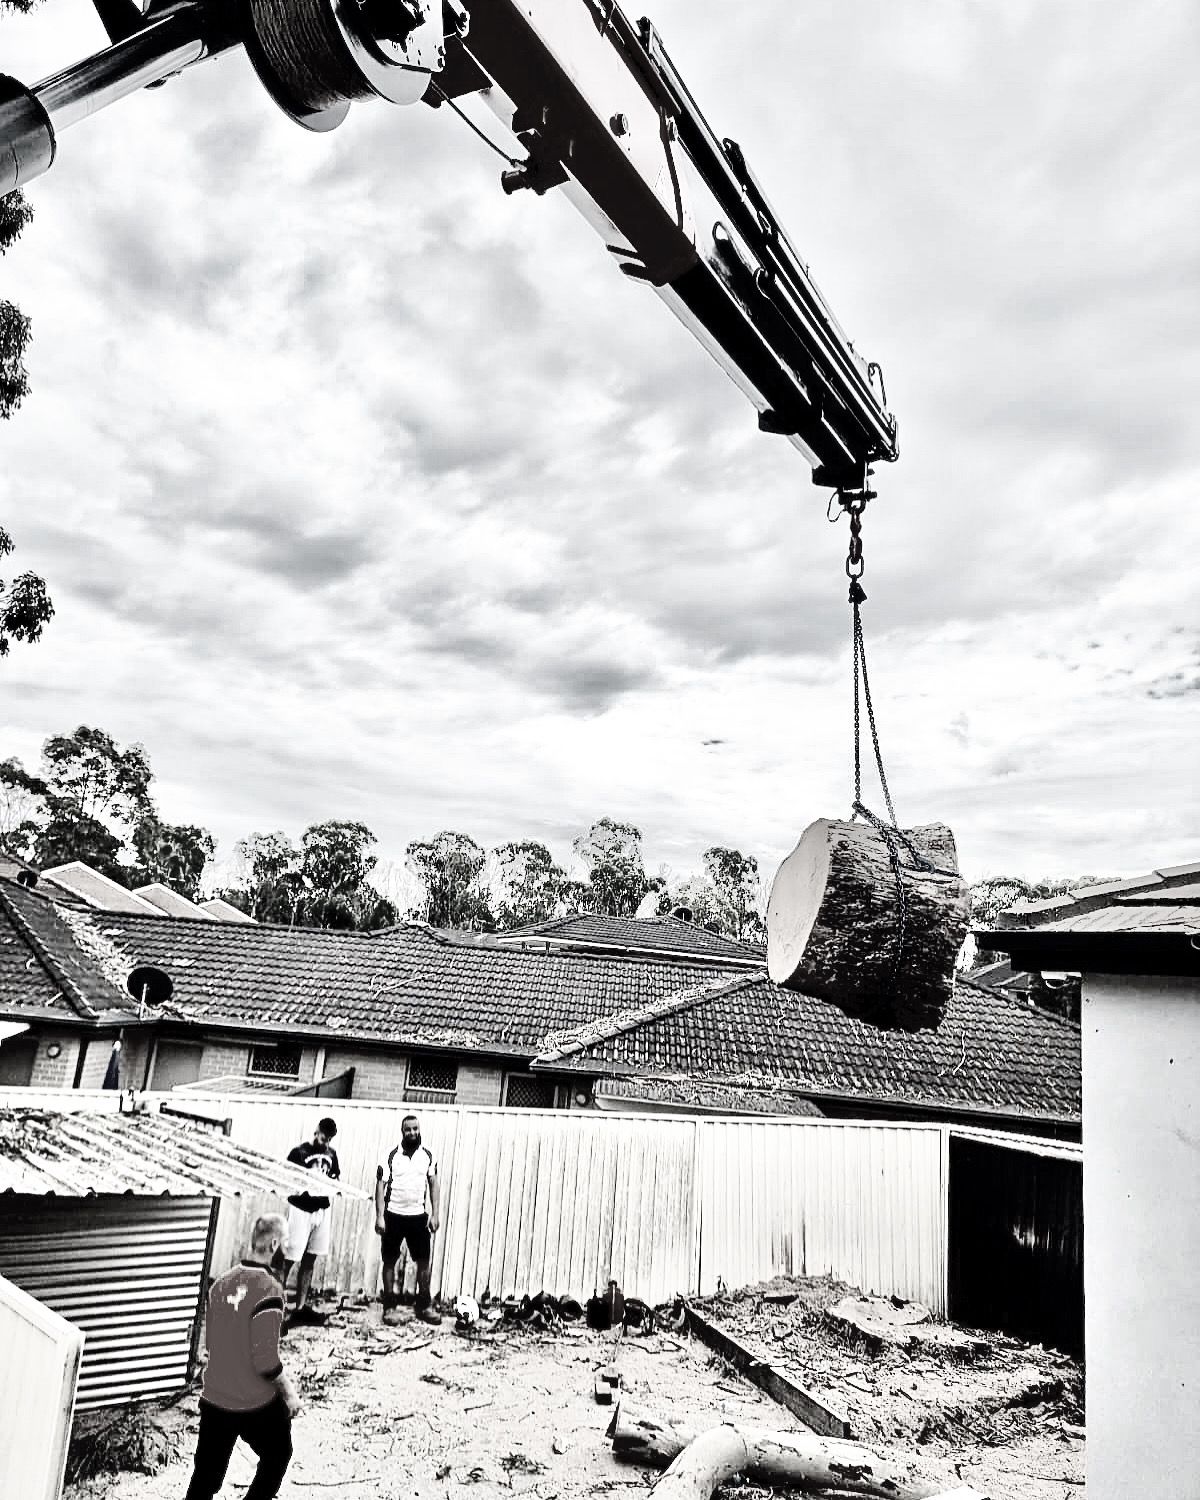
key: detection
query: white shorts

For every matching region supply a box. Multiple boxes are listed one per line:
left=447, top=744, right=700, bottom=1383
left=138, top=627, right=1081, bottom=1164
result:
left=285, top=1203, right=331, bottom=1260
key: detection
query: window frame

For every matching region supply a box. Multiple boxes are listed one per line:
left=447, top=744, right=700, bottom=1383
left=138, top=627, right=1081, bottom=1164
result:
left=247, top=1041, right=303, bottom=1080
left=404, top=1055, right=459, bottom=1102
left=502, top=1072, right=560, bottom=1110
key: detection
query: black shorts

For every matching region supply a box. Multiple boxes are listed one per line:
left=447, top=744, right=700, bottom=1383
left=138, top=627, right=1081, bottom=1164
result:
left=381, top=1211, right=431, bottom=1264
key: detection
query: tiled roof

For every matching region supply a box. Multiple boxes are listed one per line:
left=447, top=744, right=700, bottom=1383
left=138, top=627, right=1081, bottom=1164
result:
left=496, top=913, right=763, bottom=963
left=998, top=862, right=1200, bottom=927
left=1, top=881, right=734, bottom=1055
left=594, top=1075, right=826, bottom=1117
left=0, top=847, right=39, bottom=883
left=3, top=879, right=1080, bottom=1120
left=536, top=973, right=1081, bottom=1124
left=979, top=862, right=1200, bottom=974
left=1035, top=902, right=1200, bottom=934
left=0, top=1105, right=370, bottom=1199
left=0, top=881, right=138, bottom=1024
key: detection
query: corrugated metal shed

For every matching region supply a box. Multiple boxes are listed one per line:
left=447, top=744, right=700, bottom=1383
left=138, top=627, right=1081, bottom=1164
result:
left=0, top=1196, right=212, bottom=1409
left=0, top=1106, right=369, bottom=1199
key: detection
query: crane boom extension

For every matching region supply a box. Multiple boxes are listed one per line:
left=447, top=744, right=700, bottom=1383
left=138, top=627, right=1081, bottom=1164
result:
left=0, top=0, right=898, bottom=488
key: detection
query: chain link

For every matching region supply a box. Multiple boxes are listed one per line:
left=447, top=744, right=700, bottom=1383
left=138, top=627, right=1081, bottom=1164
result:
left=836, top=478, right=955, bottom=998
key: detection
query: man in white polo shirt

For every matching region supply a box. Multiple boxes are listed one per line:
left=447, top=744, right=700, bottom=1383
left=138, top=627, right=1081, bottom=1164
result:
left=375, top=1112, right=442, bottom=1326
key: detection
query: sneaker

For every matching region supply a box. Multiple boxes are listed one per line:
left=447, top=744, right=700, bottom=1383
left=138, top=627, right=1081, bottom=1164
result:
left=416, top=1306, right=442, bottom=1326
left=382, top=1305, right=403, bottom=1327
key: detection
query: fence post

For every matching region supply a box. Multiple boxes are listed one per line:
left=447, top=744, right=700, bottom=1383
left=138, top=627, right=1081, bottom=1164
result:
left=690, top=1116, right=703, bottom=1296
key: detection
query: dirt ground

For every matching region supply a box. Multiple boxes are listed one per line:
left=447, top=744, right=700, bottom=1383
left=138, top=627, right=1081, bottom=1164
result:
left=64, top=1279, right=1083, bottom=1500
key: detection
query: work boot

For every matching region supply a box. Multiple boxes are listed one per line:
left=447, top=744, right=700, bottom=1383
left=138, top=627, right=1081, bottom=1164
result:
left=416, top=1305, right=442, bottom=1326
left=382, top=1295, right=402, bottom=1327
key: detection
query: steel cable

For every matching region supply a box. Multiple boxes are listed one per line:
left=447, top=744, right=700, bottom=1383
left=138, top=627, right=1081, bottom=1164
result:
left=247, top=0, right=374, bottom=114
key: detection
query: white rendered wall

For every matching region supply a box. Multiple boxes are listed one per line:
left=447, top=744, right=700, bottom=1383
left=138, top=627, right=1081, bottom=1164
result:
left=1083, top=972, right=1200, bottom=1499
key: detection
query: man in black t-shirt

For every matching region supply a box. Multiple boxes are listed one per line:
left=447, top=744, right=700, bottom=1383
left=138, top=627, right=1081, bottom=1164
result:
left=280, top=1116, right=340, bottom=1325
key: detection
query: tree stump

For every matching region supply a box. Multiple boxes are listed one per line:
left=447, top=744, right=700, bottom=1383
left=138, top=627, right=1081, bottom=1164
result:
left=608, top=1402, right=984, bottom=1499
left=766, top=819, right=970, bottom=1032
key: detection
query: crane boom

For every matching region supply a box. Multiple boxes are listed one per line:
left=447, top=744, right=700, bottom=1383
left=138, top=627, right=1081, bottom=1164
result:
left=0, top=0, right=898, bottom=489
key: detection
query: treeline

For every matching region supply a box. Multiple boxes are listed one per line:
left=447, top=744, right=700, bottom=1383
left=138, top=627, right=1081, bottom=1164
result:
left=0, top=726, right=766, bottom=940
left=0, top=727, right=1103, bottom=982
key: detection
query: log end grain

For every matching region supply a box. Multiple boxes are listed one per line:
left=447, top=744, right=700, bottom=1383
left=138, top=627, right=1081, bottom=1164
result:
left=767, top=818, right=971, bottom=1033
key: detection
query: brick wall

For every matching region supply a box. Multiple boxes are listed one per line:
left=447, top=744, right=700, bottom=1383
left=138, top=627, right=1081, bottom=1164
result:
left=456, top=1061, right=503, bottom=1107
left=28, top=1033, right=82, bottom=1088
left=322, top=1047, right=409, bottom=1103
left=319, top=1047, right=505, bottom=1107
left=197, top=1039, right=253, bottom=1079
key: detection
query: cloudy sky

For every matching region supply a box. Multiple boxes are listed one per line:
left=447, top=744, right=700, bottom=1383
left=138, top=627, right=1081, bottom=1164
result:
left=1, top=0, right=1196, bottom=895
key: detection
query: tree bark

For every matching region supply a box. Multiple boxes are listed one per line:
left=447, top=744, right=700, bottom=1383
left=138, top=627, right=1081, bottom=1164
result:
left=766, top=819, right=970, bottom=1032
left=610, top=1403, right=982, bottom=1500
left=652, top=1427, right=750, bottom=1500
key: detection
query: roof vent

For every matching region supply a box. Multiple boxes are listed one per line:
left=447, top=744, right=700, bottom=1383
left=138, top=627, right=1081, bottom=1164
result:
left=15, top=869, right=38, bottom=888
left=670, top=905, right=694, bottom=923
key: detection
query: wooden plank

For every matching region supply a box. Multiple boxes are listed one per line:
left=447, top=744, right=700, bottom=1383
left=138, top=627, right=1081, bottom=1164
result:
left=684, top=1303, right=852, bottom=1440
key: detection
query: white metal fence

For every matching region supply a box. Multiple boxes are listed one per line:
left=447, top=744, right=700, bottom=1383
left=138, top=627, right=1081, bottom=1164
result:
left=161, top=1096, right=949, bottom=1311
left=0, top=1271, right=83, bottom=1500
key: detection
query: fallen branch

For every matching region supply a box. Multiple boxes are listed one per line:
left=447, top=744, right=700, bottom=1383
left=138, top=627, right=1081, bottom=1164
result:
left=291, top=1477, right=381, bottom=1488
left=609, top=1402, right=987, bottom=1500
left=986, top=1469, right=1083, bottom=1486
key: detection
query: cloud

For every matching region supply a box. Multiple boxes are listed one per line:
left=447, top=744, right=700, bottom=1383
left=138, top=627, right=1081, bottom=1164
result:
left=0, top=0, right=1197, bottom=890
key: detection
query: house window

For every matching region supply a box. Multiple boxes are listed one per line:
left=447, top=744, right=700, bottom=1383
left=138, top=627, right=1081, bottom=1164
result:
left=503, top=1073, right=558, bottom=1110
left=405, top=1057, right=458, bottom=1103
left=248, top=1043, right=302, bottom=1079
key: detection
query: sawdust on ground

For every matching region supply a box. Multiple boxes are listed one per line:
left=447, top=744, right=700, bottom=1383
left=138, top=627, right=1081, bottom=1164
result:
left=693, top=1275, right=1084, bottom=1499
left=65, top=1282, right=1083, bottom=1500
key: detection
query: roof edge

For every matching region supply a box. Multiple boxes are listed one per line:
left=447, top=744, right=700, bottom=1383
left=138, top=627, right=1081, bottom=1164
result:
left=546, top=1063, right=1081, bottom=1126
left=980, top=927, right=1200, bottom=978
left=0, top=884, right=102, bottom=1022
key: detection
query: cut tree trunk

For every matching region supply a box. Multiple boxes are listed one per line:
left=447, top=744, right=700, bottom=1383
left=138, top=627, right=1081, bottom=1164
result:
left=766, top=818, right=970, bottom=1032
left=609, top=1402, right=985, bottom=1499
left=651, top=1427, right=749, bottom=1500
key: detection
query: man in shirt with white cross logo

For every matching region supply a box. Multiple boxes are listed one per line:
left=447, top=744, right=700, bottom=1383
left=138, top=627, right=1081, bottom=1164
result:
left=375, top=1112, right=442, bottom=1326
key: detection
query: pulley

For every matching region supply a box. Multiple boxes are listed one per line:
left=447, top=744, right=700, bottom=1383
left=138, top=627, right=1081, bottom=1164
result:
left=242, top=0, right=452, bottom=130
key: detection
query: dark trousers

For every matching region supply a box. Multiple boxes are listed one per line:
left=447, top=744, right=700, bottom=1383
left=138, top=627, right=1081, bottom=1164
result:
left=184, top=1395, right=293, bottom=1500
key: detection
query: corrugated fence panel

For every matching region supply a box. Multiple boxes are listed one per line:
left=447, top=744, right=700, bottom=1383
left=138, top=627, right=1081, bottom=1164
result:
left=0, top=1271, right=83, bottom=1500
left=948, top=1136, right=1083, bottom=1355
left=181, top=1097, right=466, bottom=1301
left=0, top=1093, right=955, bottom=1320
left=439, top=1111, right=697, bottom=1305
left=182, top=1098, right=700, bottom=1305
left=0, top=1196, right=210, bottom=1408
left=696, top=1120, right=946, bottom=1311
left=135, top=1098, right=947, bottom=1310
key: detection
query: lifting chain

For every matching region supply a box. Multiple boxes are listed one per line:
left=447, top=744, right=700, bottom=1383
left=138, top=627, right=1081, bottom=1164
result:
left=829, top=471, right=948, bottom=993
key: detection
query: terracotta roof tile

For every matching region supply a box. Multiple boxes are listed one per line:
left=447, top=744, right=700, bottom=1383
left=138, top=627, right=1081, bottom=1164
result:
left=4, top=885, right=732, bottom=1054
left=537, top=973, right=1080, bottom=1123
left=0, top=882, right=137, bottom=1023
left=498, top=913, right=763, bottom=962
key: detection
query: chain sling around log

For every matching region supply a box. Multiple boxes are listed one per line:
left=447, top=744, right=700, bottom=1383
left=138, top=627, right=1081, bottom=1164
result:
left=765, top=470, right=971, bottom=1033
